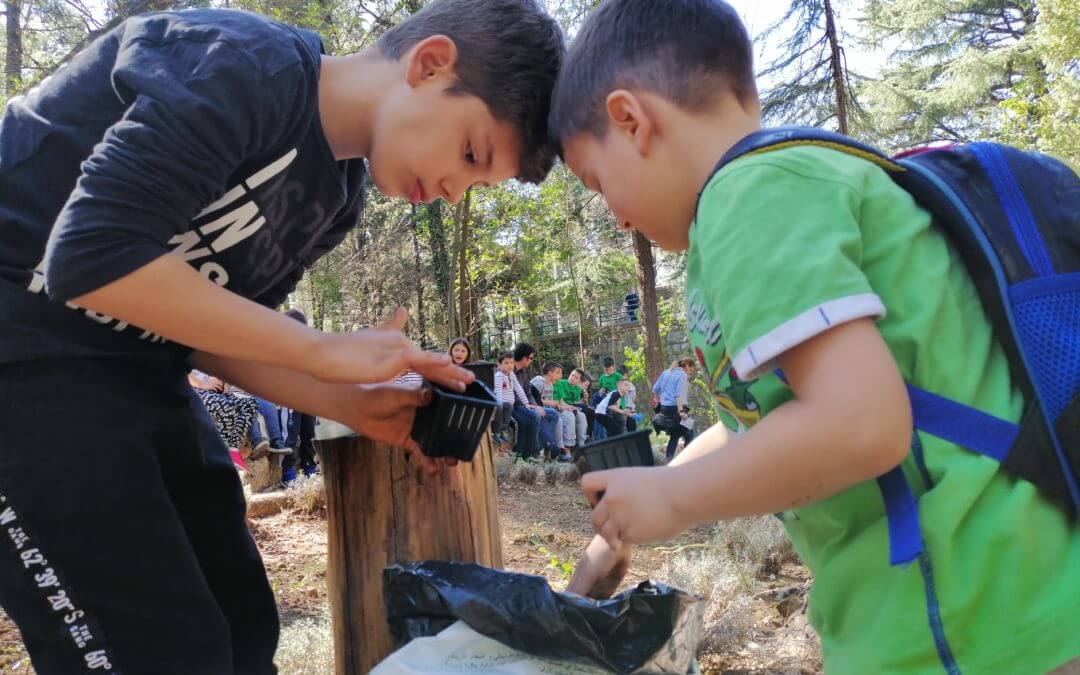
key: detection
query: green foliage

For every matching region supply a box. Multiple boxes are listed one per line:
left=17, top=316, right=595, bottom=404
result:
left=758, top=0, right=866, bottom=134
left=860, top=0, right=1039, bottom=149
left=538, top=545, right=575, bottom=579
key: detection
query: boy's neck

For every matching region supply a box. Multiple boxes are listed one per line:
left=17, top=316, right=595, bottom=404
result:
left=319, top=50, right=397, bottom=161
left=670, top=98, right=762, bottom=197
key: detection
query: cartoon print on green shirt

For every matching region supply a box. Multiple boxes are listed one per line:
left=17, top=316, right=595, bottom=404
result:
left=688, top=288, right=761, bottom=432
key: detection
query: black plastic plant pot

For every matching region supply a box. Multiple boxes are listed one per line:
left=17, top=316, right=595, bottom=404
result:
left=578, top=430, right=655, bottom=474
left=411, top=379, right=499, bottom=462
left=462, top=361, right=495, bottom=391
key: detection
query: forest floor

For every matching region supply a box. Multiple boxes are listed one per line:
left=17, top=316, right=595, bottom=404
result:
left=0, top=462, right=822, bottom=674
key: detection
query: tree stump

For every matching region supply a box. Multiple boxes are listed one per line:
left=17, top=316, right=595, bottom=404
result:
left=317, top=430, right=503, bottom=674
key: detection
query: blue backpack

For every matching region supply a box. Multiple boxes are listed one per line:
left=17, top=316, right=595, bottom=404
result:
left=716, top=127, right=1080, bottom=567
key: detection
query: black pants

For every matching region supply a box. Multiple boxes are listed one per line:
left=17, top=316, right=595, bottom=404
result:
left=574, top=403, right=595, bottom=442
left=597, top=413, right=626, bottom=438
left=0, top=357, right=278, bottom=674
left=282, top=410, right=317, bottom=473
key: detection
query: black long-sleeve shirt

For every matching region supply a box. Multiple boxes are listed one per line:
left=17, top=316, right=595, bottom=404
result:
left=0, top=9, right=366, bottom=363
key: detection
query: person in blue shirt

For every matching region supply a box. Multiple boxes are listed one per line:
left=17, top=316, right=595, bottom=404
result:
left=652, top=358, right=696, bottom=459
left=0, top=2, right=563, bottom=672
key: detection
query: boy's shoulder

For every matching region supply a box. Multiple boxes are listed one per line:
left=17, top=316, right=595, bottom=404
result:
left=704, top=144, right=884, bottom=197
left=119, top=8, right=319, bottom=77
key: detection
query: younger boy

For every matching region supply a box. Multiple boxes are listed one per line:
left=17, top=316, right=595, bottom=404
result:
left=0, top=1, right=563, bottom=671
left=551, top=1, right=1079, bottom=673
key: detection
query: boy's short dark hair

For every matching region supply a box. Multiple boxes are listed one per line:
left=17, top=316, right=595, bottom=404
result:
left=379, top=0, right=565, bottom=184
left=572, top=367, right=586, bottom=378
left=513, top=343, right=536, bottom=361
left=498, top=350, right=514, bottom=363
left=284, top=308, right=307, bottom=324
left=549, top=0, right=756, bottom=144
left=602, top=357, right=615, bottom=368
left=542, top=361, right=563, bottom=375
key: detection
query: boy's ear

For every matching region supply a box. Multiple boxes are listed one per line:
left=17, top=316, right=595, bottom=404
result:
left=604, top=89, right=654, bottom=156
left=405, top=35, right=459, bottom=87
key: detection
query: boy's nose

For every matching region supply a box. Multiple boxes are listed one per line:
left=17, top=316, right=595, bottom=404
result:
left=439, top=178, right=466, bottom=205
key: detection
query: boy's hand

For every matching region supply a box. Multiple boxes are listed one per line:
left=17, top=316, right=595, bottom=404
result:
left=313, top=308, right=473, bottom=390
left=344, top=383, right=456, bottom=475
left=567, top=535, right=632, bottom=599
left=583, top=467, right=690, bottom=547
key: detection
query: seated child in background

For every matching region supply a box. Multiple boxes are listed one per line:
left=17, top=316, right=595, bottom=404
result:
left=189, top=370, right=259, bottom=453
left=597, top=356, right=620, bottom=396
left=247, top=397, right=294, bottom=458
left=554, top=368, right=589, bottom=450
left=594, top=379, right=632, bottom=438
left=552, top=1, right=1079, bottom=673
left=617, top=366, right=638, bottom=432
left=492, top=351, right=518, bottom=446
left=531, top=362, right=575, bottom=462
left=573, top=369, right=598, bottom=439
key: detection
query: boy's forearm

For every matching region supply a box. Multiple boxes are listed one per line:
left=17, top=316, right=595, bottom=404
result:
left=665, top=401, right=887, bottom=523
left=71, top=254, right=322, bottom=371
left=191, top=351, right=355, bottom=422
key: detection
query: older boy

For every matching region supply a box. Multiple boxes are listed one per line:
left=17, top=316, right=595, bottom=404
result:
left=0, top=1, right=563, bottom=671
left=550, top=1, right=1079, bottom=673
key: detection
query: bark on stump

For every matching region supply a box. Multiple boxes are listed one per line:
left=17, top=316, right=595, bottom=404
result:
left=318, top=433, right=503, bottom=674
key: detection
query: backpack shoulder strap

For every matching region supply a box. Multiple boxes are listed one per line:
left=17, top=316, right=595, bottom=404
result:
left=713, top=126, right=907, bottom=177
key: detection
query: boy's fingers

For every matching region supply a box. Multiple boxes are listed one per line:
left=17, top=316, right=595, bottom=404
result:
left=418, top=386, right=433, bottom=407
left=581, top=471, right=609, bottom=507
left=419, top=454, right=440, bottom=475
left=599, top=519, right=623, bottom=551
left=380, top=306, right=409, bottom=332
left=590, top=498, right=610, bottom=534
left=412, top=354, right=473, bottom=391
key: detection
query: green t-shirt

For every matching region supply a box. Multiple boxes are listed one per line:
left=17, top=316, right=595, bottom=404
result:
left=598, top=372, right=622, bottom=392
left=553, top=379, right=582, bottom=405
left=686, top=145, right=1080, bottom=674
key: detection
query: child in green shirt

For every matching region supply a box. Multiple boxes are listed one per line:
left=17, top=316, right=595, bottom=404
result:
left=549, top=1, right=1079, bottom=673
left=597, top=356, right=621, bottom=393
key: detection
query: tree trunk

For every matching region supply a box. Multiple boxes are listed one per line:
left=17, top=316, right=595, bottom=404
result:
left=319, top=433, right=503, bottom=674
left=823, top=0, right=849, bottom=135
left=449, top=190, right=473, bottom=341
left=561, top=221, right=588, bottom=367
left=409, top=207, right=427, bottom=343
left=5, top=0, right=22, bottom=96
left=633, top=231, right=663, bottom=385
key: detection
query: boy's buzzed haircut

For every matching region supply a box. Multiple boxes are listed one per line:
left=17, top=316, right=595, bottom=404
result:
left=603, top=357, right=615, bottom=368
left=549, top=0, right=756, bottom=143
left=542, top=361, right=563, bottom=375
left=379, top=0, right=565, bottom=184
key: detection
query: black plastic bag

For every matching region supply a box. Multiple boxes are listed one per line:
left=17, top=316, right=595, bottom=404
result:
left=384, top=561, right=704, bottom=674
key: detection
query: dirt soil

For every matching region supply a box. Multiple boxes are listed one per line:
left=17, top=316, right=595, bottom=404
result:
left=0, top=481, right=821, bottom=674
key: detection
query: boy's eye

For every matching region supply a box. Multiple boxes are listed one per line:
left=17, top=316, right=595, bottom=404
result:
left=465, top=143, right=477, bottom=165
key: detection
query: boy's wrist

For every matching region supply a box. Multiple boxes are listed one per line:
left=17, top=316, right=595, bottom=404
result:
left=661, top=464, right=702, bottom=530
